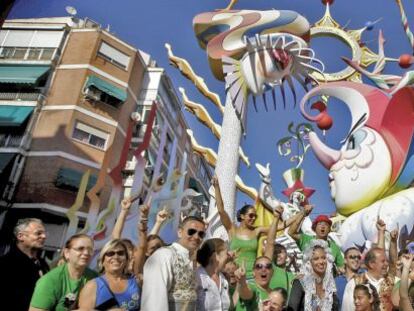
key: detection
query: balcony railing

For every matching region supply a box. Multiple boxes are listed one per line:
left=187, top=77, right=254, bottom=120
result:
left=0, top=133, right=24, bottom=148
left=0, top=47, right=57, bottom=62
left=0, top=92, right=41, bottom=101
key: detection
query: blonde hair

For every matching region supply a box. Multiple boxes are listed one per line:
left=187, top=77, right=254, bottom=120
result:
left=97, top=239, right=129, bottom=274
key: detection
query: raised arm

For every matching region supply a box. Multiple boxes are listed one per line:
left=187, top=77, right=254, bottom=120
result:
left=399, top=254, right=414, bottom=311
left=287, top=205, right=313, bottom=241
left=235, top=262, right=254, bottom=300
left=134, top=203, right=150, bottom=283
left=264, top=206, right=283, bottom=259
left=278, top=209, right=306, bottom=230
left=111, top=197, right=133, bottom=239
left=389, top=229, right=399, bottom=277
left=212, top=175, right=234, bottom=235
left=149, top=207, right=168, bottom=236
left=376, top=218, right=386, bottom=249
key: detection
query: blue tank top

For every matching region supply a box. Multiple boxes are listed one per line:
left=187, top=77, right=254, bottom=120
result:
left=95, top=276, right=140, bottom=311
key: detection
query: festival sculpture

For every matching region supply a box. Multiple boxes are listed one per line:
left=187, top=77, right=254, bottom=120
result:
left=191, top=8, right=323, bottom=238
left=300, top=82, right=414, bottom=251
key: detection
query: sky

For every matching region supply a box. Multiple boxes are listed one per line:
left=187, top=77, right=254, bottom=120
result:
left=8, top=0, right=414, bottom=218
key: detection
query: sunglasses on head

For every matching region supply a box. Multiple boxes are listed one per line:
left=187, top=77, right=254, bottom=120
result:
left=348, top=255, right=362, bottom=260
left=105, top=250, right=126, bottom=257
left=247, top=213, right=257, bottom=219
left=187, top=228, right=206, bottom=239
left=254, top=263, right=272, bottom=270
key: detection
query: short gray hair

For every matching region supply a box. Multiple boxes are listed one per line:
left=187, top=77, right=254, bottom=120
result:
left=13, top=218, right=44, bottom=238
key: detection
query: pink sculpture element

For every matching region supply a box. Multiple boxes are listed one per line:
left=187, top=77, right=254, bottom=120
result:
left=300, top=81, right=414, bottom=250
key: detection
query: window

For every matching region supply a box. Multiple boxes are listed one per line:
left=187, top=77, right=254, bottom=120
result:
left=0, top=30, right=63, bottom=61
left=97, top=42, right=130, bottom=70
left=72, top=121, right=109, bottom=150
left=85, top=86, right=122, bottom=107
left=0, top=30, right=64, bottom=47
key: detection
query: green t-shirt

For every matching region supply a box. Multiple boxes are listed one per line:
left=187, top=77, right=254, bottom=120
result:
left=298, top=233, right=344, bottom=268
left=269, top=265, right=295, bottom=295
left=30, top=263, right=98, bottom=311
left=236, top=281, right=269, bottom=311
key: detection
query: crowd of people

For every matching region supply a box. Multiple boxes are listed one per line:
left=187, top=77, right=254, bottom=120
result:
left=1, top=177, right=414, bottom=311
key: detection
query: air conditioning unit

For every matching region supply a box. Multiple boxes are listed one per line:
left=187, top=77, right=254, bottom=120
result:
left=84, top=87, right=102, bottom=102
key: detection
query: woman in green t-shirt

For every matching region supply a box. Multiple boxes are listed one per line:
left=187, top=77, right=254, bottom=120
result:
left=29, top=234, right=97, bottom=311
left=213, top=177, right=290, bottom=279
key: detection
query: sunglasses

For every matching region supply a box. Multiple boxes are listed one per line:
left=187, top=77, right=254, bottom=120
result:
left=71, top=246, right=93, bottom=254
left=105, top=250, right=126, bottom=257
left=247, top=213, right=257, bottom=219
left=348, top=255, right=362, bottom=260
left=187, top=228, right=206, bottom=239
left=254, top=263, right=272, bottom=270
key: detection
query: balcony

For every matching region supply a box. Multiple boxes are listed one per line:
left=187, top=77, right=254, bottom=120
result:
left=0, top=47, right=57, bottom=62
left=0, top=92, right=41, bottom=101
left=0, top=133, right=24, bottom=148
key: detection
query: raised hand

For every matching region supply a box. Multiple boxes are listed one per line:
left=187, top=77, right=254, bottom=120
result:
left=140, top=204, right=150, bottom=220
left=273, top=206, right=284, bottom=218
left=234, top=260, right=246, bottom=283
left=390, top=229, right=399, bottom=241
left=156, top=206, right=169, bottom=224
left=304, top=204, right=313, bottom=216
left=376, top=217, right=386, bottom=232
left=121, top=197, right=132, bottom=211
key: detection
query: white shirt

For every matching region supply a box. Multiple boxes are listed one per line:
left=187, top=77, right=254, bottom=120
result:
left=196, top=267, right=230, bottom=311
left=141, top=242, right=196, bottom=311
left=341, top=273, right=384, bottom=311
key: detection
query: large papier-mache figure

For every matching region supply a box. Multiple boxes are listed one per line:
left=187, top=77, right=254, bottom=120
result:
left=193, top=8, right=322, bottom=236
left=300, top=81, right=414, bottom=250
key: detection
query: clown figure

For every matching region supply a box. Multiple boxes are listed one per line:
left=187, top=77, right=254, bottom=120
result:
left=300, top=82, right=414, bottom=251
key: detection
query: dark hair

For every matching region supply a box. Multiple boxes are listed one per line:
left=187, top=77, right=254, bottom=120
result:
left=354, top=284, right=380, bottom=311
left=254, top=255, right=272, bottom=266
left=344, top=247, right=360, bottom=257
left=273, top=243, right=287, bottom=258
left=236, top=204, right=254, bottom=222
left=364, top=247, right=383, bottom=267
left=196, top=238, right=226, bottom=267
left=147, top=234, right=165, bottom=245
left=179, top=215, right=205, bottom=228
left=271, top=287, right=288, bottom=305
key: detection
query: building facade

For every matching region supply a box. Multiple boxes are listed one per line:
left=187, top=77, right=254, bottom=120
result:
left=0, top=16, right=211, bottom=256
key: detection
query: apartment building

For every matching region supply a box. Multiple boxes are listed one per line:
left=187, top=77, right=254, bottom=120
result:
left=0, top=16, right=211, bottom=255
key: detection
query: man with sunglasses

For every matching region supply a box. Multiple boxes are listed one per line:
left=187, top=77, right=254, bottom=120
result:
left=335, top=247, right=363, bottom=307
left=141, top=215, right=206, bottom=311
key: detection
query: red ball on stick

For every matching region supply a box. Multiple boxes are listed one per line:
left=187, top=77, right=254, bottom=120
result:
left=399, top=54, right=414, bottom=69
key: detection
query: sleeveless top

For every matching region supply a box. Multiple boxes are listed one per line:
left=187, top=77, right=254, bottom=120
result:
left=95, top=276, right=140, bottom=311
left=230, top=236, right=258, bottom=279
left=167, top=244, right=197, bottom=309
